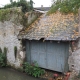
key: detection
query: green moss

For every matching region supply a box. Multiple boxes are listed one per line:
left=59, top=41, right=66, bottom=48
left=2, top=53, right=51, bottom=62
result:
left=0, top=8, right=29, bottom=28
left=0, top=8, right=23, bottom=22
left=0, top=9, right=10, bottom=21
left=0, top=8, right=42, bottom=29
left=20, top=14, right=28, bottom=27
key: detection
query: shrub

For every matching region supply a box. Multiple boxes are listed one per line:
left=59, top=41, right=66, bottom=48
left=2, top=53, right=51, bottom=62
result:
left=3, top=0, right=33, bottom=13
left=0, top=52, right=6, bottom=67
left=72, top=72, right=80, bottom=80
left=48, top=0, right=80, bottom=14
left=0, top=47, right=7, bottom=67
left=0, top=47, right=2, bottom=53
left=3, top=47, right=7, bottom=56
left=23, top=62, right=45, bottom=77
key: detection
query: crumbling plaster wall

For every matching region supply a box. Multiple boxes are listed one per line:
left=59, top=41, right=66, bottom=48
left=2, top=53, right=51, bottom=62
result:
left=0, top=21, right=23, bottom=68
left=0, top=9, right=42, bottom=69
left=68, top=38, right=80, bottom=74
left=68, top=9, right=80, bottom=73
left=68, top=39, right=80, bottom=80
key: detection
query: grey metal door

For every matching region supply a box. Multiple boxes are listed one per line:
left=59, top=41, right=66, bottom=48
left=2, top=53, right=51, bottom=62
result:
left=26, top=40, right=69, bottom=72
left=26, top=40, right=31, bottom=63
left=30, top=41, right=47, bottom=68
left=46, top=41, right=69, bottom=72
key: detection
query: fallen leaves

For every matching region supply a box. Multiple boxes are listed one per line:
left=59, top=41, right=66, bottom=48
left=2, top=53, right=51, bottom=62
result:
left=20, top=11, right=79, bottom=40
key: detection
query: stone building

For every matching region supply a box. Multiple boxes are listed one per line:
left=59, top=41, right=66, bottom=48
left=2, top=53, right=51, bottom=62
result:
left=0, top=7, right=42, bottom=69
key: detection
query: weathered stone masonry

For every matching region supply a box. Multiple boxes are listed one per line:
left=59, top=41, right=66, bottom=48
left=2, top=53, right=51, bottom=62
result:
left=0, top=21, right=23, bottom=68
left=0, top=7, right=42, bottom=69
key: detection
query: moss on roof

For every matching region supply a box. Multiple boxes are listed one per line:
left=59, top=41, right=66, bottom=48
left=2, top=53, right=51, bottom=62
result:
left=19, top=11, right=79, bottom=40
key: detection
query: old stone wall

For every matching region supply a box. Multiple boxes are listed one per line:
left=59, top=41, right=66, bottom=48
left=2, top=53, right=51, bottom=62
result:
left=0, top=21, right=23, bottom=68
left=68, top=39, right=80, bottom=79
left=0, top=7, right=42, bottom=69
left=68, top=9, right=80, bottom=80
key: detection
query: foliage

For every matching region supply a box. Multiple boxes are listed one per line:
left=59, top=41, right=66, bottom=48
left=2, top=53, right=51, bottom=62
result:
left=0, top=9, right=10, bottom=21
left=0, top=8, right=24, bottom=23
left=3, top=0, right=33, bottom=13
left=3, top=47, right=7, bottom=66
left=0, top=47, right=2, bottom=53
left=72, top=72, right=80, bottom=80
left=0, top=7, right=35, bottom=28
left=20, top=14, right=28, bottom=27
left=10, top=0, right=13, bottom=3
left=77, top=73, right=80, bottom=79
left=0, top=9, right=14, bottom=21
left=30, top=0, right=34, bottom=10
left=17, top=0, right=30, bottom=13
left=14, top=46, right=17, bottom=59
left=23, top=62, right=45, bottom=77
left=48, top=0, right=80, bottom=14
left=0, top=48, right=7, bottom=67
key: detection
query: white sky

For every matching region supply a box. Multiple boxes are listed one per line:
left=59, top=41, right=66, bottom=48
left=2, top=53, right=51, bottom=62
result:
left=0, top=0, right=52, bottom=7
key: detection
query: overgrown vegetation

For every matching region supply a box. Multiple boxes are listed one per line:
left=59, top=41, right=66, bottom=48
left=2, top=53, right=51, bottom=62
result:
left=0, top=8, right=28, bottom=26
left=73, top=72, right=80, bottom=80
left=23, top=62, right=45, bottom=77
left=0, top=47, right=7, bottom=67
left=48, top=0, right=80, bottom=14
left=3, top=0, right=34, bottom=13
left=0, top=8, right=22, bottom=22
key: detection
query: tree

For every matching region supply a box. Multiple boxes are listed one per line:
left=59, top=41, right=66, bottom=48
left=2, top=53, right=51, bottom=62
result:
left=30, top=0, right=34, bottom=10
left=17, top=0, right=29, bottom=13
left=4, top=0, right=33, bottom=13
left=10, top=0, right=13, bottom=3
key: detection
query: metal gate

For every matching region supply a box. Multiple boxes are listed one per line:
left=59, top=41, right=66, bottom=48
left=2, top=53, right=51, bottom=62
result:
left=26, top=40, right=69, bottom=72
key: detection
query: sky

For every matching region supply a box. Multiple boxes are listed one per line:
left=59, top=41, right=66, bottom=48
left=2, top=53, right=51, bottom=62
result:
left=0, top=0, right=52, bottom=7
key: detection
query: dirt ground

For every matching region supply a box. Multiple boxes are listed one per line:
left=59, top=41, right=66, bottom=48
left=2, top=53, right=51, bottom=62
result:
left=40, top=69, right=71, bottom=80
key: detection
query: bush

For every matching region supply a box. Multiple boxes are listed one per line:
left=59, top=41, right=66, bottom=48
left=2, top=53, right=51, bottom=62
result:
left=72, top=72, right=80, bottom=80
left=48, top=0, right=80, bottom=14
left=0, top=52, right=6, bottom=67
left=23, top=62, right=45, bottom=77
left=0, top=47, right=7, bottom=67
left=3, top=0, right=33, bottom=13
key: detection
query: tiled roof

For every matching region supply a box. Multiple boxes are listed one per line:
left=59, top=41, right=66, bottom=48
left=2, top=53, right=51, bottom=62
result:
left=18, top=12, right=79, bottom=41
left=34, top=7, right=50, bottom=11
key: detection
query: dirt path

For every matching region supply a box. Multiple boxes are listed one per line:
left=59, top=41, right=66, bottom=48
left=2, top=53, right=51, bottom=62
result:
left=0, top=68, right=46, bottom=80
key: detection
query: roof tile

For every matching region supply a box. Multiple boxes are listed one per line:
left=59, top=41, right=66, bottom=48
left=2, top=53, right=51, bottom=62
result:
left=18, top=11, right=79, bottom=41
